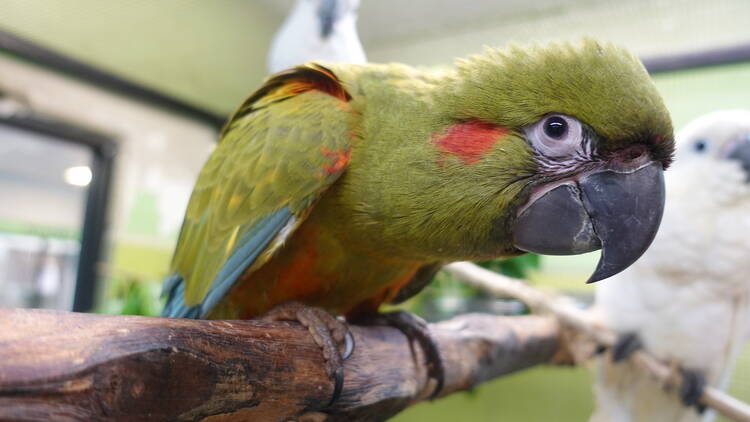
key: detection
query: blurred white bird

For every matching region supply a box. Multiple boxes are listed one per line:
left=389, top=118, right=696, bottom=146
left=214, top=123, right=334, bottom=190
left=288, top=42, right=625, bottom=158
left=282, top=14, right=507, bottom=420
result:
left=590, top=110, right=750, bottom=422
left=268, top=0, right=367, bottom=73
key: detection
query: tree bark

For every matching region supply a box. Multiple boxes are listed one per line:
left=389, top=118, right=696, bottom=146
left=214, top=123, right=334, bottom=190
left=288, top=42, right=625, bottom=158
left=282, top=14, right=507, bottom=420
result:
left=0, top=308, right=560, bottom=422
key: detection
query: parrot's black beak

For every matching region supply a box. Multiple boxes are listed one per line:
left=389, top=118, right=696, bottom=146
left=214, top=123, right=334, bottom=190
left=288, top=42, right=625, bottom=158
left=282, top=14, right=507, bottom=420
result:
left=727, top=138, right=750, bottom=181
left=512, top=161, right=665, bottom=283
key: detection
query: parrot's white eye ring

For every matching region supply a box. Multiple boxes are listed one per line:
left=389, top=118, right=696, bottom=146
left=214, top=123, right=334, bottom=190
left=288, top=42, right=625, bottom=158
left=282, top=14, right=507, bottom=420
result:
left=526, top=114, right=584, bottom=158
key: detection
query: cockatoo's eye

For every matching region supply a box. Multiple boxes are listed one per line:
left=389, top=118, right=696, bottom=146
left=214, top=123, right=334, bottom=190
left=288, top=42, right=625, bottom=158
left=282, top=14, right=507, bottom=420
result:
left=693, top=139, right=709, bottom=153
left=527, top=114, right=584, bottom=158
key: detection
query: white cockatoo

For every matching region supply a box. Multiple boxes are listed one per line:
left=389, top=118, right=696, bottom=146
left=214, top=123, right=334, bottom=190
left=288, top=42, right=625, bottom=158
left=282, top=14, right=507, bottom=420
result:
left=590, top=110, right=750, bottom=422
left=268, top=0, right=366, bottom=73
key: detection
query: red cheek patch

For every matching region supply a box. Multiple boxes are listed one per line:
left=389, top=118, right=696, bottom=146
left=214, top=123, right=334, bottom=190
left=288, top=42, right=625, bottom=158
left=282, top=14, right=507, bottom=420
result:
left=433, top=120, right=508, bottom=164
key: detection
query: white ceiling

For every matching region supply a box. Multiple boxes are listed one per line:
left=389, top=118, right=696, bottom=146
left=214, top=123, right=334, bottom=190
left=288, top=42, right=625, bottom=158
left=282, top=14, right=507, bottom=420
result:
left=0, top=0, right=748, bottom=113
left=262, top=0, right=568, bottom=47
left=263, top=0, right=750, bottom=66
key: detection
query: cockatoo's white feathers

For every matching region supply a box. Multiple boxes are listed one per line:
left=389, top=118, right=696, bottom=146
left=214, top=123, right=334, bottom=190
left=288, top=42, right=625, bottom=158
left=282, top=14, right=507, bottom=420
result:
left=591, top=110, right=750, bottom=422
left=268, top=0, right=367, bottom=73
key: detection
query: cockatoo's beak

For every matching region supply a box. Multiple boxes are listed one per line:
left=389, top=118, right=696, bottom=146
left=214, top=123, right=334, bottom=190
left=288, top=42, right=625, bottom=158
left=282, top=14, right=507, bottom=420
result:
left=513, top=161, right=665, bottom=283
left=727, top=137, right=750, bottom=181
left=317, top=0, right=337, bottom=38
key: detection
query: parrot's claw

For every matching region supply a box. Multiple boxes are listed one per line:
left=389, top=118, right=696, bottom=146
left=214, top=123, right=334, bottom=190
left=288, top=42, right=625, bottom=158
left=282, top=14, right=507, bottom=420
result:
left=608, top=334, right=707, bottom=413
left=679, top=368, right=707, bottom=413
left=260, top=301, right=353, bottom=408
left=611, top=332, right=643, bottom=363
left=342, top=329, right=355, bottom=360
left=594, top=344, right=608, bottom=355
left=358, top=310, right=445, bottom=399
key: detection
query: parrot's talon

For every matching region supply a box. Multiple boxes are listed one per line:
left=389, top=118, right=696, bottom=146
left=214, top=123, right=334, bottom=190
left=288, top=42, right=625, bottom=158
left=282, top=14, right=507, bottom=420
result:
left=612, top=332, right=642, bottom=363
left=260, top=301, right=352, bottom=408
left=342, top=331, right=355, bottom=360
left=357, top=310, right=445, bottom=399
left=679, top=368, right=707, bottom=412
left=328, top=365, right=345, bottom=409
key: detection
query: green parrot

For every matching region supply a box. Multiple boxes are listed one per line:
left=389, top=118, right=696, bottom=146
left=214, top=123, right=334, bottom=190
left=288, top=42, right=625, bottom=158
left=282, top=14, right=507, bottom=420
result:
left=163, top=39, right=674, bottom=401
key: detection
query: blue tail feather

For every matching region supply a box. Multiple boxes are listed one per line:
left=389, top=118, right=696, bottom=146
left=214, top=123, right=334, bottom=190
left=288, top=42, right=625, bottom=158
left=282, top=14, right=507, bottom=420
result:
left=161, top=207, right=293, bottom=319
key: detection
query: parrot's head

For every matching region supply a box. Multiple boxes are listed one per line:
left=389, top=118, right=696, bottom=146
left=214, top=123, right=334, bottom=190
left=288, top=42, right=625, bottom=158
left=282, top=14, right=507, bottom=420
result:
left=674, top=110, right=750, bottom=180
left=629, top=110, right=750, bottom=282
left=441, top=39, right=674, bottom=282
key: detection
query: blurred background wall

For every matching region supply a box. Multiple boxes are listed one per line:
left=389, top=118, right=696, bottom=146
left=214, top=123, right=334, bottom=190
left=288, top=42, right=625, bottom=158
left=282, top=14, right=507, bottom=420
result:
left=0, top=1, right=748, bottom=420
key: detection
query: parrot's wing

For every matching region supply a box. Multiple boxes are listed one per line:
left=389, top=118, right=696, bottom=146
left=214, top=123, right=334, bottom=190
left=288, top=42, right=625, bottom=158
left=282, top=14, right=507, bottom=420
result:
left=162, top=64, right=354, bottom=318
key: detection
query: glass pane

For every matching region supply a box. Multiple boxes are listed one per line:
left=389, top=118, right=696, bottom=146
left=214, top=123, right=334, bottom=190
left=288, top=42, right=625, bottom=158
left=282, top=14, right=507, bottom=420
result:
left=0, top=123, right=92, bottom=310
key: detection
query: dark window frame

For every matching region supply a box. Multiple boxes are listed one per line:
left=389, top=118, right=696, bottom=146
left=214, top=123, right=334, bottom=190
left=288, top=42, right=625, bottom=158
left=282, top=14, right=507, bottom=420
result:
left=0, top=29, right=225, bottom=130
left=0, top=113, right=116, bottom=312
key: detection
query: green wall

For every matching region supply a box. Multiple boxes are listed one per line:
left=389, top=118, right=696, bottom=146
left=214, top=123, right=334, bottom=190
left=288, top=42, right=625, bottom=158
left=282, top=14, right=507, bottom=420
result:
left=654, top=61, right=750, bottom=128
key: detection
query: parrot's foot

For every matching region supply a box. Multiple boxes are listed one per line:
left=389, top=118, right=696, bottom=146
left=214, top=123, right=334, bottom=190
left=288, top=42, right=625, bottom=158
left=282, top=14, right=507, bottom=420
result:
left=611, top=332, right=643, bottom=363
left=260, top=301, right=354, bottom=407
left=357, top=310, right=445, bottom=399
left=609, top=333, right=707, bottom=413
left=679, top=368, right=707, bottom=413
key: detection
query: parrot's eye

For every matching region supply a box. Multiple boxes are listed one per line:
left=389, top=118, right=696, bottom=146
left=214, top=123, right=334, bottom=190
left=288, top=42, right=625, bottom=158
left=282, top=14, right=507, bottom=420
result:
left=694, top=139, right=708, bottom=153
left=543, top=116, right=568, bottom=139
left=526, top=114, right=584, bottom=158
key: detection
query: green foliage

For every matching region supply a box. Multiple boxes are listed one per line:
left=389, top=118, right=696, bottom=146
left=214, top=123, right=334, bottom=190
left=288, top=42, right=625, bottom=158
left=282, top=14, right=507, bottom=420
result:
left=402, top=254, right=540, bottom=321
left=477, top=253, right=540, bottom=279
left=120, top=281, right=158, bottom=316
left=98, top=276, right=163, bottom=317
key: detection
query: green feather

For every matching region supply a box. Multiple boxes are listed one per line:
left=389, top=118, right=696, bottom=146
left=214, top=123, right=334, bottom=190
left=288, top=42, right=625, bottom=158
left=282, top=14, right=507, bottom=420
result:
left=167, top=65, right=355, bottom=310
left=164, top=39, right=674, bottom=317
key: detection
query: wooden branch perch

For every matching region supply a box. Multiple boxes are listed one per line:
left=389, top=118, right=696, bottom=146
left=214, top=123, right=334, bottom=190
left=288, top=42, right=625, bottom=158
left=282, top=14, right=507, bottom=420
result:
left=0, top=308, right=561, bottom=422
left=445, top=262, right=750, bottom=422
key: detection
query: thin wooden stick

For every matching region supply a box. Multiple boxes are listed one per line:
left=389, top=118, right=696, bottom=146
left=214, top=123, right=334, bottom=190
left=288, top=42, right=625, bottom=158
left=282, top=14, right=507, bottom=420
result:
left=444, top=261, right=750, bottom=422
